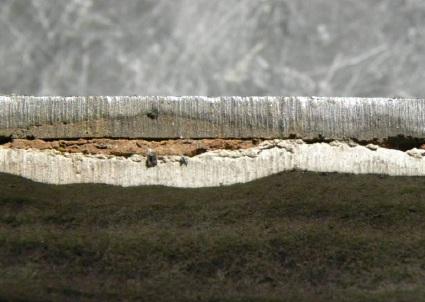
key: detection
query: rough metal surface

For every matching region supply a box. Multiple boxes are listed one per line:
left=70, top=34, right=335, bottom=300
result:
left=2, top=140, right=425, bottom=187
left=0, top=1, right=424, bottom=97
left=0, top=96, right=424, bottom=140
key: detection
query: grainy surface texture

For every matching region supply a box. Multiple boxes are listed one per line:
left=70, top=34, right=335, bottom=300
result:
left=3, top=140, right=425, bottom=187
left=4, top=138, right=257, bottom=157
left=0, top=0, right=424, bottom=97
left=1, top=96, right=425, bottom=140
left=1, top=171, right=425, bottom=301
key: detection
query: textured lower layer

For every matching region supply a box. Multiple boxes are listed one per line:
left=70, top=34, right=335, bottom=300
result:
left=2, top=140, right=425, bottom=187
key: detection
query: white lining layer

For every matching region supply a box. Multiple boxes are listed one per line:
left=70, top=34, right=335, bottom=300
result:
left=1, top=140, right=425, bottom=187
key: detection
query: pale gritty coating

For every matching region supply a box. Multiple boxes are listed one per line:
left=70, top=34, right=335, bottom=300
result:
left=5, top=140, right=425, bottom=187
left=3, top=138, right=260, bottom=157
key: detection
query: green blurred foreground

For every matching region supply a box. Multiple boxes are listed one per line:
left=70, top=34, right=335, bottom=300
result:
left=1, top=171, right=425, bottom=301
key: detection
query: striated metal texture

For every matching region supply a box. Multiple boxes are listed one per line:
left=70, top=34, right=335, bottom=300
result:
left=0, top=96, right=425, bottom=140
left=2, top=140, right=425, bottom=187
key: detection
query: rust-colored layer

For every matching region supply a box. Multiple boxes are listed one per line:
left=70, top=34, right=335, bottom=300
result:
left=3, top=139, right=260, bottom=157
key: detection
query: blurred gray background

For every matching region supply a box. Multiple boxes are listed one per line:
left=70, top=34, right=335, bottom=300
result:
left=0, top=0, right=424, bottom=97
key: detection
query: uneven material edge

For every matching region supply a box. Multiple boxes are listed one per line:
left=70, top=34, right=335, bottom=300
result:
left=2, top=140, right=425, bottom=187
left=1, top=96, right=424, bottom=140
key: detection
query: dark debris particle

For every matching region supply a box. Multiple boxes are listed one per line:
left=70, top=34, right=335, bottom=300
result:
left=179, top=156, right=188, bottom=166
left=146, top=108, right=159, bottom=120
left=0, top=136, right=12, bottom=144
left=146, top=152, right=158, bottom=168
left=95, top=143, right=109, bottom=149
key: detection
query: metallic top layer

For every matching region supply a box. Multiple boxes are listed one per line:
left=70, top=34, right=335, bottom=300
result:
left=0, top=96, right=423, bottom=140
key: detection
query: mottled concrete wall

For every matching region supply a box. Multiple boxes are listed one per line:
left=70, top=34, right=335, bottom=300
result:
left=1, top=96, right=424, bottom=140
left=0, top=0, right=424, bottom=97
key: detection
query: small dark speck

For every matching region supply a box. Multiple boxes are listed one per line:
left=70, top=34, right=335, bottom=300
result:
left=146, top=151, right=157, bottom=168
left=96, top=144, right=109, bottom=149
left=146, top=108, right=159, bottom=120
left=179, top=156, right=188, bottom=166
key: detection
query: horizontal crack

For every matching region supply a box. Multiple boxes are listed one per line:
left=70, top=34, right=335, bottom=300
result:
left=302, top=135, right=425, bottom=152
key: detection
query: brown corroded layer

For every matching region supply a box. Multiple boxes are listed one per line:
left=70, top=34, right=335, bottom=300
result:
left=4, top=138, right=259, bottom=157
